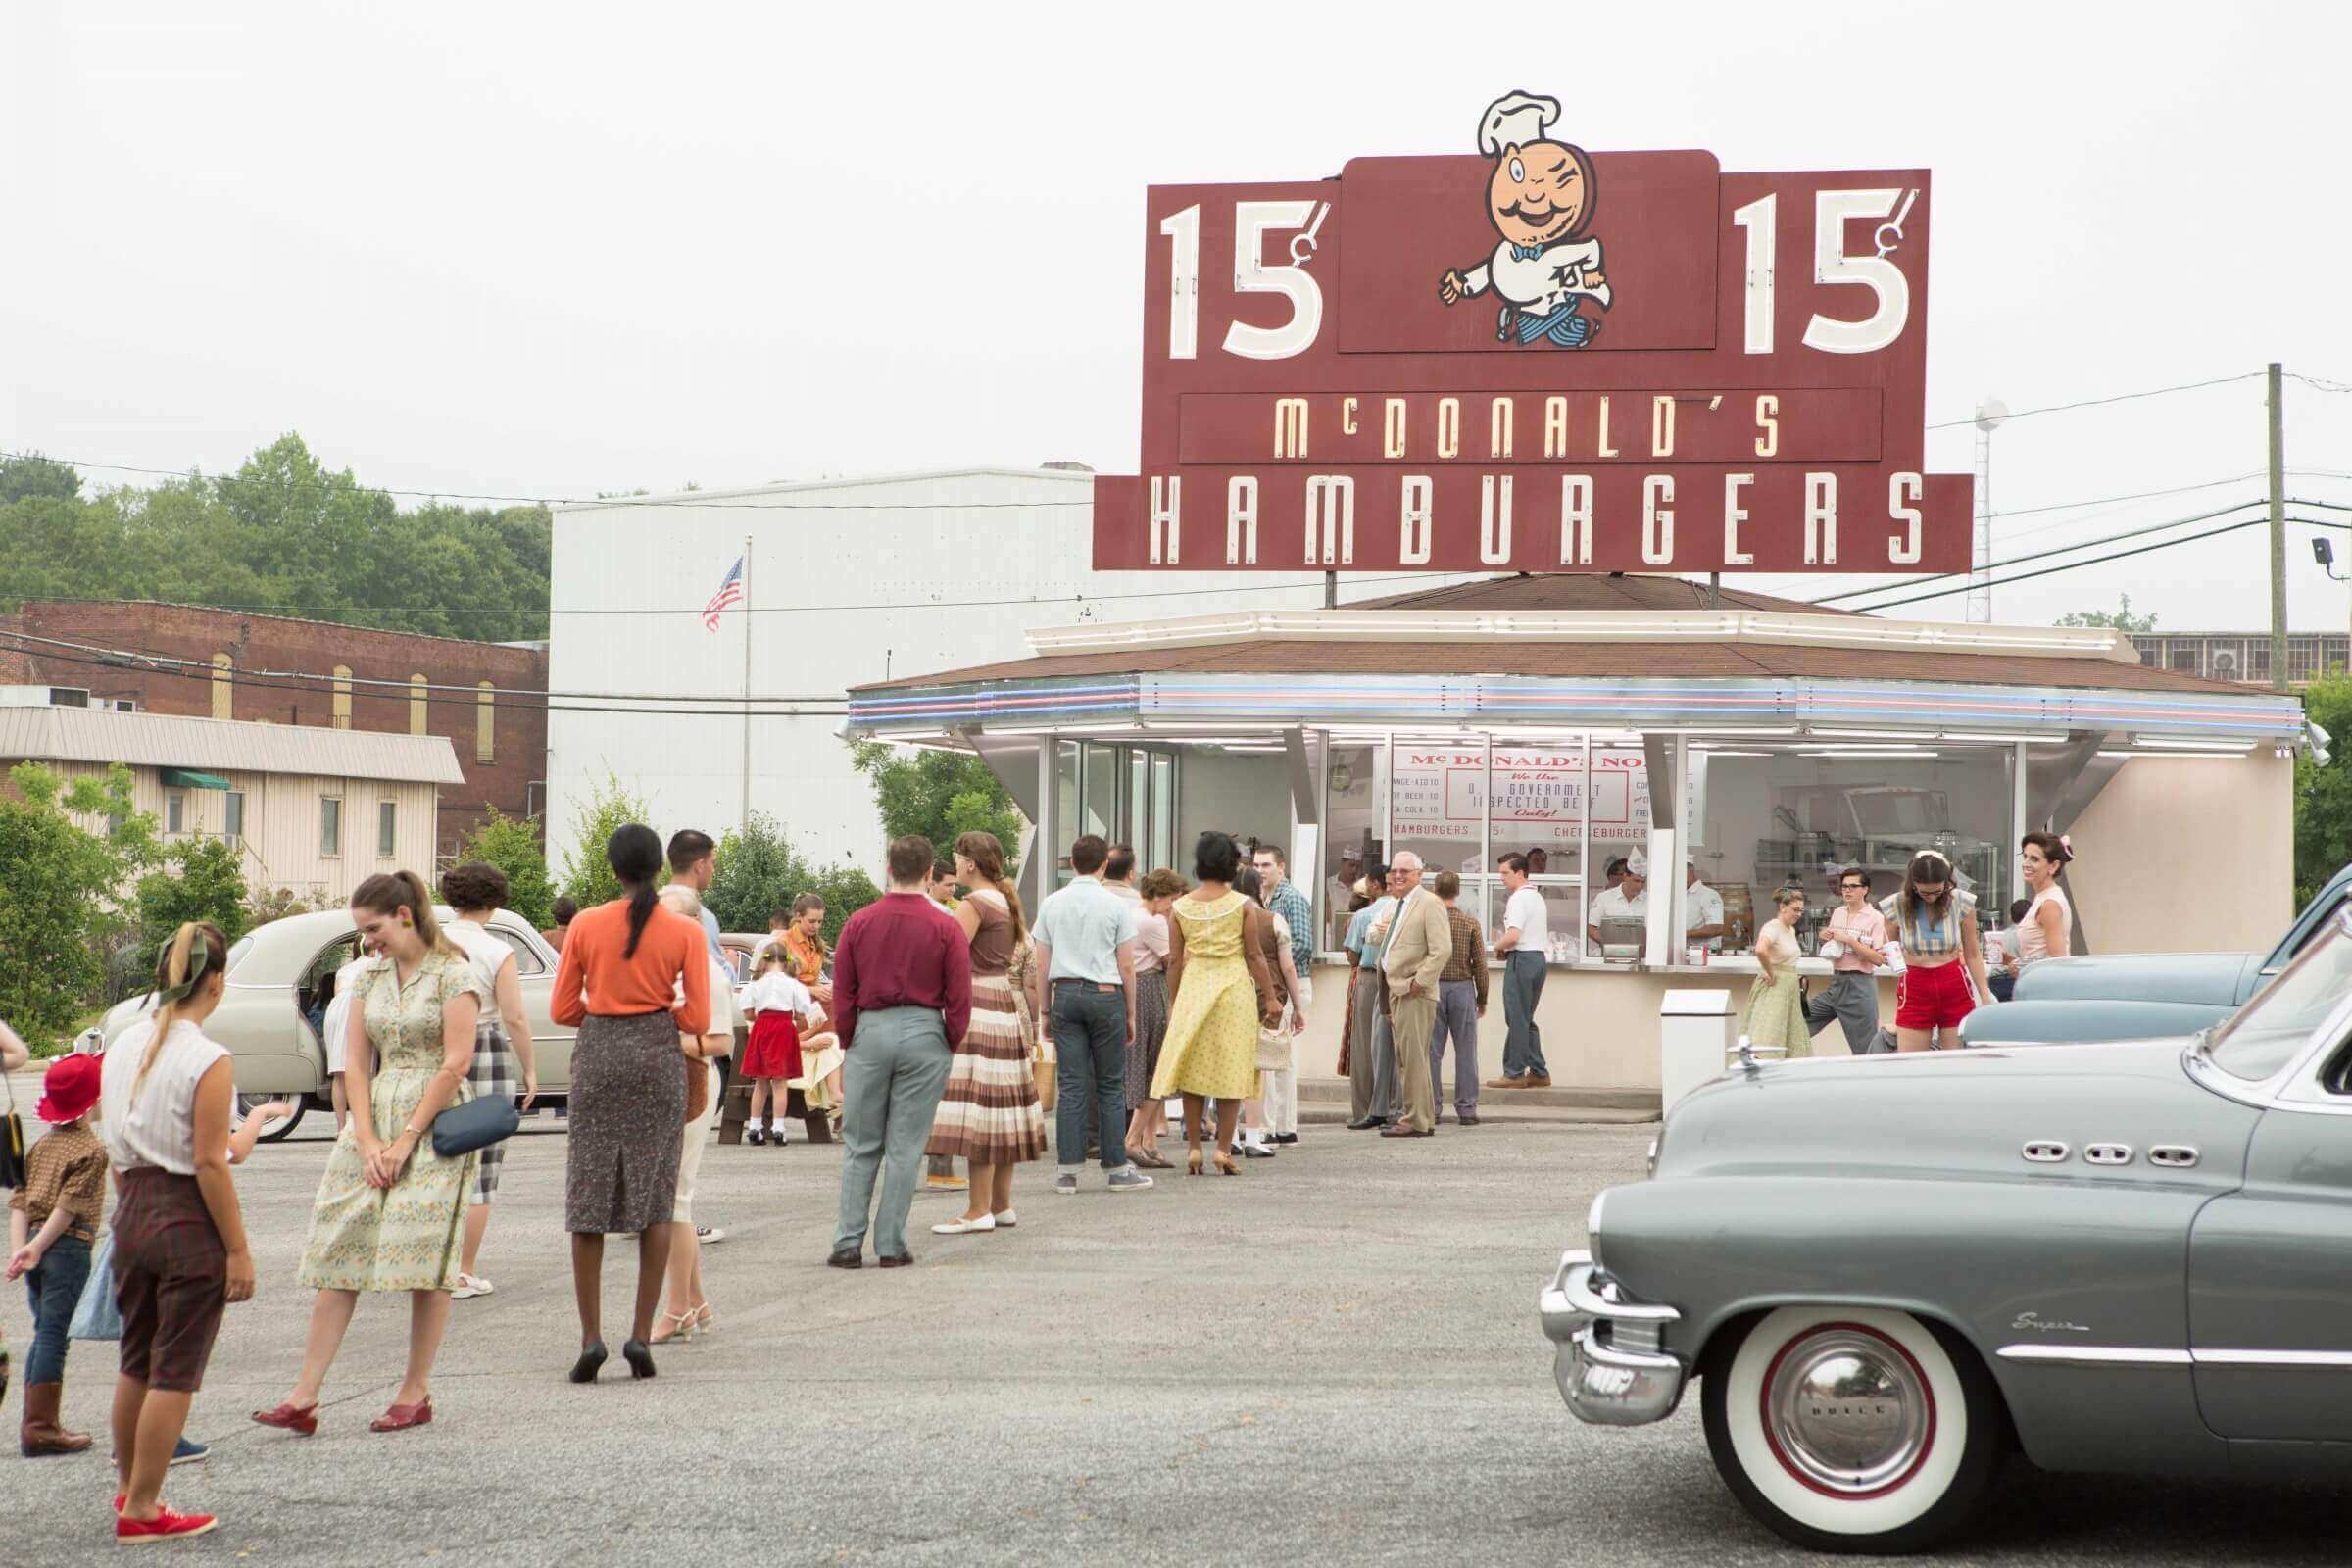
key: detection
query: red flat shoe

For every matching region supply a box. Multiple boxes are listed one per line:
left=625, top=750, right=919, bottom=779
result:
left=117, top=1506, right=219, bottom=1543
left=250, top=1401, right=319, bottom=1436
left=368, top=1398, right=432, bottom=1433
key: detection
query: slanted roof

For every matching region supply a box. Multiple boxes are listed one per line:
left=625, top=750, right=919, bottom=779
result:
left=0, top=705, right=465, bottom=784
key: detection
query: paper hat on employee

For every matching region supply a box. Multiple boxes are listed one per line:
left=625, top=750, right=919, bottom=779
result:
left=1625, top=850, right=1649, bottom=876
left=1478, top=90, right=1560, bottom=155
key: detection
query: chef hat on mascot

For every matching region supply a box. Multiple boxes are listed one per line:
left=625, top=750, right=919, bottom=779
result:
left=1478, top=90, right=1561, bottom=156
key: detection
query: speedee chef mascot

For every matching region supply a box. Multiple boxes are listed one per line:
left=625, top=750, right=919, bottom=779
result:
left=1438, top=90, right=1610, bottom=348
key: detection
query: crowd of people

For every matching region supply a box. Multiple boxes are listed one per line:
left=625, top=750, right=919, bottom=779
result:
left=0, top=814, right=2079, bottom=1542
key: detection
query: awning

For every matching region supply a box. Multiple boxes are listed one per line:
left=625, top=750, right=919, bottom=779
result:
left=161, top=767, right=231, bottom=790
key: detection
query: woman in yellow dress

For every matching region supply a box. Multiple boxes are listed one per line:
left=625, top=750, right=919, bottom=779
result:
left=1151, top=831, right=1282, bottom=1177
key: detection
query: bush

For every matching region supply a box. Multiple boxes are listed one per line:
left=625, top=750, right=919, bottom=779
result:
left=704, top=811, right=879, bottom=945
left=849, top=741, right=1023, bottom=870
left=559, top=772, right=659, bottom=909
left=460, top=808, right=555, bottom=928
left=135, top=837, right=250, bottom=956
left=245, top=885, right=323, bottom=929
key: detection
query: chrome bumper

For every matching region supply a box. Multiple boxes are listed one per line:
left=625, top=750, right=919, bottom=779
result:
left=1539, top=1248, right=1687, bottom=1426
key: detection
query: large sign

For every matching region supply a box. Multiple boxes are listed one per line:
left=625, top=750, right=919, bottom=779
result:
left=1094, top=91, right=1970, bottom=574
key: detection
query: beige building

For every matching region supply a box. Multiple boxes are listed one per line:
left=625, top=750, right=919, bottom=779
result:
left=0, top=700, right=463, bottom=906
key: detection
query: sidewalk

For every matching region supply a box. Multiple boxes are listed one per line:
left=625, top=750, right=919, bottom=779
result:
left=1295, top=1075, right=1659, bottom=1125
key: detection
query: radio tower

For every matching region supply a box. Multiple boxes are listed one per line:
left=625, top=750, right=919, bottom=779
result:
left=1970, top=398, right=2008, bottom=622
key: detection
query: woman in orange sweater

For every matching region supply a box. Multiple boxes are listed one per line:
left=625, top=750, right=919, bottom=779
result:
left=550, top=824, right=710, bottom=1383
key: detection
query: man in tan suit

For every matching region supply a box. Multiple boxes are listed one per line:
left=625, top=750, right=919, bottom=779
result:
left=1379, top=853, right=1448, bottom=1138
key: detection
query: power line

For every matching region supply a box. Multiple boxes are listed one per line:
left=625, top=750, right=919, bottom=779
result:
left=1926, top=372, right=2264, bottom=431
left=1842, top=514, right=2349, bottom=613
left=1808, top=499, right=2271, bottom=605
left=0, top=637, right=848, bottom=718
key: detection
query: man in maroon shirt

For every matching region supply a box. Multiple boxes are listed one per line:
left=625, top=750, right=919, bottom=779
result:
left=828, top=835, right=972, bottom=1269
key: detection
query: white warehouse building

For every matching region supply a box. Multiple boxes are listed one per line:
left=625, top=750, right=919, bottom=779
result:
left=546, top=466, right=1447, bottom=875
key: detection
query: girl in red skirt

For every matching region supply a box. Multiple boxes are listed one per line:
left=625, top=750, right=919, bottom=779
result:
left=737, top=952, right=819, bottom=1146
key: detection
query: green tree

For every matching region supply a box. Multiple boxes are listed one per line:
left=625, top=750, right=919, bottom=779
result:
left=848, top=741, right=1023, bottom=867
left=135, top=838, right=250, bottom=955
left=558, top=772, right=660, bottom=909
left=703, top=811, right=880, bottom=944
left=0, top=763, right=150, bottom=1040
left=2294, top=670, right=2352, bottom=905
left=0, top=452, right=83, bottom=504
left=460, top=808, right=555, bottom=928
left=2055, top=594, right=2158, bottom=633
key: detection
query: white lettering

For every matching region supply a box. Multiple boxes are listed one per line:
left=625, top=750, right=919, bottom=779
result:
left=1642, top=475, right=1675, bottom=564
left=1887, top=471, right=1924, bottom=564
left=1596, top=395, right=1620, bottom=458
left=1544, top=395, right=1570, bottom=458
left=1722, top=472, right=1754, bottom=566
left=1341, top=396, right=1359, bottom=436
left=1558, top=475, right=1593, bottom=565
left=1651, top=395, right=1677, bottom=459
left=1805, top=472, right=1838, bottom=564
left=1754, top=394, right=1780, bottom=458
left=1489, top=397, right=1514, bottom=459
left=1273, top=398, right=1309, bottom=459
left=1304, top=474, right=1356, bottom=565
left=1225, top=475, right=1258, bottom=564
left=1398, top=475, right=1433, bottom=564
left=1150, top=475, right=1182, bottom=565
left=1384, top=398, right=1407, bottom=459
left=1437, top=396, right=1461, bottom=460
left=1480, top=474, right=1514, bottom=565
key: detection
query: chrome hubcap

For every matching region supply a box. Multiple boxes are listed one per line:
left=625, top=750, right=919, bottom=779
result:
left=1764, top=1327, right=1932, bottom=1494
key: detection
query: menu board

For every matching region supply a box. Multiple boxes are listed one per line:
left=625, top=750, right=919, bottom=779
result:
left=1393, top=748, right=1685, bottom=846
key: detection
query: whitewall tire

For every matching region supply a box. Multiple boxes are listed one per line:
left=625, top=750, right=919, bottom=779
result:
left=1702, top=1305, right=2002, bottom=1553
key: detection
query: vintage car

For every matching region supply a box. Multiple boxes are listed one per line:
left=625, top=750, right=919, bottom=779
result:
left=1541, top=908, right=2352, bottom=1552
left=100, top=907, right=573, bottom=1141
left=1960, top=862, right=2352, bottom=1047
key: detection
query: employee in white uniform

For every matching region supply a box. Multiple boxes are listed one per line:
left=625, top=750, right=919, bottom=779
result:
left=1490, top=853, right=1552, bottom=1089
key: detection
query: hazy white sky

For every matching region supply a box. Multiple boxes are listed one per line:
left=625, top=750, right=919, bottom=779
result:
left=5, top=1, right=2350, bottom=633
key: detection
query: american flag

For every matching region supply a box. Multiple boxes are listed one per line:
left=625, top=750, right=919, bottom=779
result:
left=702, top=556, right=745, bottom=631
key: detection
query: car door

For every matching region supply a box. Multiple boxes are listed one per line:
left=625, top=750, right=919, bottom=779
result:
left=2186, top=1027, right=2352, bottom=1442
left=485, top=916, right=573, bottom=1094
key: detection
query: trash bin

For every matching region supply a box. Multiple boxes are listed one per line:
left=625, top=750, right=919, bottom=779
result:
left=1658, top=989, right=1736, bottom=1115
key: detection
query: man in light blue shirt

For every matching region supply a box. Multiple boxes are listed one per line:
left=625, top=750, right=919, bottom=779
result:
left=1029, top=834, right=1150, bottom=1194
left=1343, top=864, right=1402, bottom=1129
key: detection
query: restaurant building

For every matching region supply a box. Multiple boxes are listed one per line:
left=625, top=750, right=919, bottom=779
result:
left=847, top=572, right=2311, bottom=1092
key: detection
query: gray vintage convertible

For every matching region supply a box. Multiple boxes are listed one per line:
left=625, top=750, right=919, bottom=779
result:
left=1541, top=907, right=2352, bottom=1553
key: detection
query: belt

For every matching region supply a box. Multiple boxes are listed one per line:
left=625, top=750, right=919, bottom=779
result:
left=1052, top=979, right=1121, bottom=992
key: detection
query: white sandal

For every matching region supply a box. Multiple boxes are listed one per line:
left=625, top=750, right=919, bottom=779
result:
left=930, top=1214, right=997, bottom=1236
left=993, top=1210, right=1017, bottom=1228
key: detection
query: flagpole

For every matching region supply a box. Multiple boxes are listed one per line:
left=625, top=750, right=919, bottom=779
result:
left=739, top=534, right=754, bottom=831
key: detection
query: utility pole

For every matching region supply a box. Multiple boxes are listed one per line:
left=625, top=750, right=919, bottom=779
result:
left=2268, top=363, right=2286, bottom=692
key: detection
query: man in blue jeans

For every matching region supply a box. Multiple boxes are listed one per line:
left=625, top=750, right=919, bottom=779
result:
left=1028, top=834, right=1154, bottom=1196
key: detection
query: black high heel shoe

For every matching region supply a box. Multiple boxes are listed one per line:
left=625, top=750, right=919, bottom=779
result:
left=621, top=1339, right=657, bottom=1380
left=569, top=1342, right=608, bottom=1384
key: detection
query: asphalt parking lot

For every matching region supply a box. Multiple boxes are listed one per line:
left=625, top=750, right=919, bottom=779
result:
left=2, top=1111, right=2345, bottom=1565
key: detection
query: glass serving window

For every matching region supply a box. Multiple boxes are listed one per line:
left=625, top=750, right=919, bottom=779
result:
left=1321, top=741, right=1386, bottom=951
left=1082, top=743, right=1119, bottom=841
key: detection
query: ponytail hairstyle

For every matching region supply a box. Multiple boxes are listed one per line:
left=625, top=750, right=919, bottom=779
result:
left=352, top=870, right=459, bottom=959
left=953, top=830, right=1025, bottom=942
left=140, top=920, right=229, bottom=1093
left=788, top=891, right=831, bottom=956
left=607, top=822, right=665, bottom=959
left=1897, top=850, right=1957, bottom=931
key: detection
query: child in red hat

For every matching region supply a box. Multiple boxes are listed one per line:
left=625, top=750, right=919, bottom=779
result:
left=8, top=1052, right=108, bottom=1456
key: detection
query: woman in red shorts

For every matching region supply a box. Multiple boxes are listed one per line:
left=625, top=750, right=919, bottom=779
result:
left=1879, top=851, right=1993, bottom=1052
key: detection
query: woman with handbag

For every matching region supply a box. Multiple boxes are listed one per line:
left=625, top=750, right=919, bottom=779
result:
left=549, top=825, right=710, bottom=1384
left=257, top=871, right=486, bottom=1437
left=439, top=861, right=540, bottom=1300
left=101, top=921, right=259, bottom=1544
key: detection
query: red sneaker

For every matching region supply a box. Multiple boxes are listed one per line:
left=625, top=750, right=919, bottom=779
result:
left=116, top=1505, right=219, bottom=1543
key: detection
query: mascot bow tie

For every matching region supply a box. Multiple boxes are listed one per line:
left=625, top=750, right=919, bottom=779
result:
left=1510, top=243, right=1546, bottom=262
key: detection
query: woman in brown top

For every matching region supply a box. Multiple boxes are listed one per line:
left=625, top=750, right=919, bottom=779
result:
left=926, top=832, right=1046, bottom=1235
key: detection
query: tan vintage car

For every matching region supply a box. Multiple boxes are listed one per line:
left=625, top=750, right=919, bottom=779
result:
left=100, top=907, right=573, bottom=1142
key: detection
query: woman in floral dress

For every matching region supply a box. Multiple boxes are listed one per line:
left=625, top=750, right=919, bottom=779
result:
left=258, top=871, right=483, bottom=1436
left=1150, top=831, right=1281, bottom=1177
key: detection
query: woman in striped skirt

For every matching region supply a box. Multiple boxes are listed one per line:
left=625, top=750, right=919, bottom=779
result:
left=438, top=862, right=538, bottom=1300
left=927, top=832, right=1045, bottom=1236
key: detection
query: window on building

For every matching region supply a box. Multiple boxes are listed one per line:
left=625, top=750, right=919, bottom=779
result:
left=210, top=653, right=233, bottom=720
left=409, top=674, right=427, bottom=736
left=331, top=666, right=353, bottom=730
left=377, top=800, right=397, bottom=858
left=165, top=790, right=186, bottom=835
left=320, top=796, right=343, bottom=858
left=475, top=682, right=495, bottom=763
left=2290, top=639, right=2321, bottom=685
left=222, top=790, right=245, bottom=845
left=2169, top=639, right=2201, bottom=673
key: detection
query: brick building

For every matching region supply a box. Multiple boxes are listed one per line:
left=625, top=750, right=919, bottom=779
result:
left=0, top=600, right=546, bottom=862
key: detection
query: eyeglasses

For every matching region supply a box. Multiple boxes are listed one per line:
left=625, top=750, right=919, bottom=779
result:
left=1839, top=882, right=1867, bottom=891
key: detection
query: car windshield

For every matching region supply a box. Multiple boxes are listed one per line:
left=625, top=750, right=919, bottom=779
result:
left=2209, top=915, right=2352, bottom=1081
